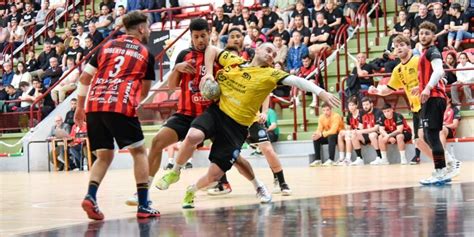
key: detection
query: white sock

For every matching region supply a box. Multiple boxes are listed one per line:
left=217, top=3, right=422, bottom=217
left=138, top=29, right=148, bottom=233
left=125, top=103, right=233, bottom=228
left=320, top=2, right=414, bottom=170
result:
left=400, top=151, right=406, bottom=161
left=345, top=153, right=352, bottom=161
left=172, top=163, right=183, bottom=173
left=311, top=94, right=317, bottom=104
left=250, top=178, right=263, bottom=190
left=168, top=158, right=173, bottom=163
left=381, top=151, right=387, bottom=161
left=188, top=158, right=193, bottom=163
left=445, top=151, right=454, bottom=163
left=339, top=152, right=345, bottom=160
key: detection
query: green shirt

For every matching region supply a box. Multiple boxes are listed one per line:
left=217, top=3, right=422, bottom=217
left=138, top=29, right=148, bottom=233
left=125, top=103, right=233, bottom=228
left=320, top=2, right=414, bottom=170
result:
left=275, top=0, right=296, bottom=10
left=266, top=108, right=280, bottom=136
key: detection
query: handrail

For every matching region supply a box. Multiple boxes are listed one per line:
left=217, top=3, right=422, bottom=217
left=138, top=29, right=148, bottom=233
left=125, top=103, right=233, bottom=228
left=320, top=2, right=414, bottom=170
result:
left=1, top=42, right=14, bottom=66
left=153, top=4, right=213, bottom=30
left=355, top=3, right=369, bottom=57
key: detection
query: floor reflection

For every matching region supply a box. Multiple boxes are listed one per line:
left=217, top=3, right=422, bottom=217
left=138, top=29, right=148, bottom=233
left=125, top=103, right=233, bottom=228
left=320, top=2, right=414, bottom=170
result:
left=20, top=183, right=474, bottom=237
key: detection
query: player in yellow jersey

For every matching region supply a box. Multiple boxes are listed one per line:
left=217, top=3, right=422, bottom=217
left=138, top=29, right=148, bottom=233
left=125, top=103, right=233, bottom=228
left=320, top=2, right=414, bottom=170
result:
left=161, top=42, right=340, bottom=208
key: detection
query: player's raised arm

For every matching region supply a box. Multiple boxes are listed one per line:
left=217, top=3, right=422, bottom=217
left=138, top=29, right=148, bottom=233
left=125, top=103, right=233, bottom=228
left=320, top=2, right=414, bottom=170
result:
left=203, top=45, right=222, bottom=81
left=281, top=75, right=341, bottom=108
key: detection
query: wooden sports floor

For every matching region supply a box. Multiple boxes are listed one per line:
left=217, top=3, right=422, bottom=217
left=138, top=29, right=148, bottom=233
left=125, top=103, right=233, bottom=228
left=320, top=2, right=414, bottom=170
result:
left=1, top=162, right=474, bottom=236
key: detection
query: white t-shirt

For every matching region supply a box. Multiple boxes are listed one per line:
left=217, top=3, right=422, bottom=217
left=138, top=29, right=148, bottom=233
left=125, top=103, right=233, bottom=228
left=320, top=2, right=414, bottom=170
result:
left=456, top=62, right=474, bottom=83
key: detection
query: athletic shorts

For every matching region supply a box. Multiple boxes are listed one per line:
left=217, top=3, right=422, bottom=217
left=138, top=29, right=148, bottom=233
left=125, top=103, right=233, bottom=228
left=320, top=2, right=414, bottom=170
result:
left=402, top=130, right=412, bottom=142
left=447, top=127, right=454, bottom=139
left=412, top=112, right=420, bottom=139
left=362, top=133, right=371, bottom=145
left=191, top=104, right=248, bottom=172
left=246, top=122, right=269, bottom=144
left=87, top=112, right=144, bottom=151
left=420, top=97, right=446, bottom=130
left=162, top=113, right=195, bottom=141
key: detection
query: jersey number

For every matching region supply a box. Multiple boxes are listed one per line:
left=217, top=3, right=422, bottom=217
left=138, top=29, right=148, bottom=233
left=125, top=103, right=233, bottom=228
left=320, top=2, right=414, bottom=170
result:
left=109, top=56, right=125, bottom=77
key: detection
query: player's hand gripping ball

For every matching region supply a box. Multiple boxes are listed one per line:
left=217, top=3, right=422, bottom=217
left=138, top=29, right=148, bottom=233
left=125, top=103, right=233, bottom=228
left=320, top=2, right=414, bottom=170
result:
left=201, top=78, right=221, bottom=100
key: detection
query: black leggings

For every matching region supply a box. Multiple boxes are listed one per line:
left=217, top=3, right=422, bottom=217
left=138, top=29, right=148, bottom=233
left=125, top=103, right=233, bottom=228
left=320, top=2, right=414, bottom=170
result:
left=313, top=134, right=338, bottom=161
left=423, top=128, right=446, bottom=169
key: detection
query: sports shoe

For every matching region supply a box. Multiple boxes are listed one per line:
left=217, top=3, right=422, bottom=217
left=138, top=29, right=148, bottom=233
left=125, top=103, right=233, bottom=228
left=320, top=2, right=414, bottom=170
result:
left=446, top=159, right=461, bottom=180
left=136, top=205, right=160, bottom=218
left=82, top=195, right=104, bottom=220
left=410, top=156, right=420, bottom=165
left=250, top=150, right=263, bottom=157
left=400, top=157, right=408, bottom=165
left=309, top=160, right=321, bottom=167
left=350, top=157, right=364, bottom=166
left=164, top=163, right=173, bottom=170
left=280, top=183, right=292, bottom=196
left=207, top=182, right=232, bottom=196
left=419, top=168, right=452, bottom=186
left=272, top=178, right=281, bottom=194
left=125, top=193, right=153, bottom=206
left=184, top=162, right=193, bottom=169
left=370, top=157, right=389, bottom=165
left=322, top=159, right=334, bottom=166
left=256, top=185, right=272, bottom=203
left=182, top=186, right=196, bottom=209
left=155, top=170, right=180, bottom=190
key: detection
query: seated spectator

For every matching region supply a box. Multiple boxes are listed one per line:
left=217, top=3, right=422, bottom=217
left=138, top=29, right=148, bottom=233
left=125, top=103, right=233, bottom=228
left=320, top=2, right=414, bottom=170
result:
left=55, top=42, right=66, bottom=60
left=451, top=52, right=474, bottom=109
left=11, top=62, right=32, bottom=88
left=272, top=19, right=290, bottom=45
left=432, top=3, right=450, bottom=51
left=311, top=0, right=326, bottom=27
left=88, top=23, right=104, bottom=47
left=99, top=0, right=115, bottom=12
left=387, top=10, right=412, bottom=51
left=49, top=0, right=66, bottom=16
left=273, top=34, right=288, bottom=65
left=248, top=26, right=267, bottom=49
left=62, top=27, right=74, bottom=48
left=68, top=120, right=88, bottom=170
left=309, top=13, right=331, bottom=57
left=376, top=103, right=412, bottom=165
left=8, top=19, right=24, bottom=47
left=45, top=28, right=63, bottom=50
left=295, top=55, right=318, bottom=107
left=344, top=0, right=362, bottom=23
left=25, top=49, right=39, bottom=72
left=229, top=1, right=245, bottom=31
left=1, top=61, right=14, bottom=86
left=70, top=12, right=82, bottom=36
left=76, top=24, right=88, bottom=48
left=290, top=14, right=310, bottom=46
left=83, top=8, right=97, bottom=33
left=222, top=0, right=234, bottom=17
left=51, top=57, right=79, bottom=104
left=82, top=36, right=94, bottom=62
left=0, top=26, right=9, bottom=50
left=6, top=4, right=21, bottom=28
left=34, top=2, right=49, bottom=33
left=4, top=85, right=21, bottom=111
left=42, top=56, right=63, bottom=88
left=440, top=93, right=461, bottom=165
left=443, top=51, right=457, bottom=85
left=20, top=2, right=36, bottom=28
left=289, top=1, right=311, bottom=29
left=412, top=3, right=432, bottom=39
left=210, top=31, right=220, bottom=47
left=310, top=102, right=344, bottom=166
left=348, top=53, right=375, bottom=94
left=447, top=3, right=473, bottom=50
left=337, top=96, right=360, bottom=165
left=241, top=7, right=259, bottom=30
left=350, top=97, right=382, bottom=166
left=286, top=31, right=309, bottom=74
left=95, top=5, right=114, bottom=38
left=324, top=0, right=343, bottom=30
left=273, top=0, right=296, bottom=27
left=62, top=37, right=83, bottom=67
left=259, top=3, right=279, bottom=36
left=271, top=62, right=291, bottom=98
left=113, top=5, right=126, bottom=35
left=212, top=7, right=230, bottom=47
left=64, top=98, right=77, bottom=127
left=17, top=81, right=32, bottom=111
left=48, top=115, right=71, bottom=171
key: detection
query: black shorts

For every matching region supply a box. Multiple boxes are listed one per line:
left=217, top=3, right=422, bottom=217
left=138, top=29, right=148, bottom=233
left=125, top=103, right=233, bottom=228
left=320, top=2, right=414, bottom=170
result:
left=246, top=122, right=269, bottom=144
left=412, top=112, right=420, bottom=139
left=86, top=112, right=144, bottom=151
left=420, top=97, right=446, bottom=130
left=191, top=104, right=248, bottom=172
left=162, top=113, right=195, bottom=141
left=362, top=133, right=371, bottom=145
left=447, top=127, right=454, bottom=139
left=402, top=130, right=412, bottom=142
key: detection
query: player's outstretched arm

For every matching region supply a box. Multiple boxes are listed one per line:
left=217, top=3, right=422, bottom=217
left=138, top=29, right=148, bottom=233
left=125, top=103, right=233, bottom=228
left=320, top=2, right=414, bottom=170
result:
left=368, top=85, right=395, bottom=97
left=281, top=75, right=341, bottom=108
left=203, top=45, right=222, bottom=80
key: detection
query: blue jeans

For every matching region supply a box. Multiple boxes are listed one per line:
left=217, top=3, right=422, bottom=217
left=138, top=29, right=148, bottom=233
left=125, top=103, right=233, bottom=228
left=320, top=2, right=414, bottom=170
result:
left=69, top=144, right=83, bottom=169
left=448, top=30, right=474, bottom=41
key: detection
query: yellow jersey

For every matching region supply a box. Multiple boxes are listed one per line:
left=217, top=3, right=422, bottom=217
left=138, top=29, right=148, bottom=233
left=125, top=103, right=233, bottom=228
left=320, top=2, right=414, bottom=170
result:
left=216, top=51, right=289, bottom=126
left=387, top=56, right=421, bottom=113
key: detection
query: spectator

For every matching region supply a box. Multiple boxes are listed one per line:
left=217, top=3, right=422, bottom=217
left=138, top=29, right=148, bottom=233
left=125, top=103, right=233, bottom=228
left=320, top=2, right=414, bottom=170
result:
left=4, top=84, right=21, bottom=111
left=337, top=96, right=360, bottom=165
left=68, top=120, right=88, bottom=170
left=345, top=0, right=363, bottom=23
left=273, top=34, right=288, bottom=65
left=311, top=0, right=326, bottom=28
left=70, top=12, right=82, bottom=36
left=290, top=14, right=310, bottom=45
left=31, top=41, right=57, bottom=78
left=309, top=12, right=331, bottom=57
left=62, top=27, right=74, bottom=48
left=448, top=3, right=473, bottom=50
left=412, top=4, right=432, bottom=38
left=95, top=5, right=113, bottom=38
left=222, top=0, right=234, bottom=16
left=113, top=5, right=126, bottom=34
left=64, top=98, right=77, bottom=127
left=48, top=0, right=66, bottom=16
left=376, top=103, right=412, bottom=165
left=6, top=4, right=21, bottom=27
left=11, top=62, right=32, bottom=88
left=76, top=24, right=88, bottom=48
left=451, top=52, right=474, bottom=109
left=272, top=19, right=290, bottom=45
left=55, top=42, right=66, bottom=61
left=432, top=2, right=450, bottom=51
left=443, top=51, right=457, bottom=85
left=17, top=81, right=32, bottom=111
left=295, top=55, right=318, bottom=107
left=387, top=10, right=412, bottom=51
left=42, top=56, right=63, bottom=88
left=324, top=0, right=343, bottom=30
left=273, top=0, right=296, bottom=27
left=99, top=0, right=115, bottom=12
left=27, top=78, right=55, bottom=118
left=20, top=2, right=36, bottom=28
left=310, top=102, right=344, bottom=166
left=350, top=97, right=382, bottom=166
left=82, top=36, right=94, bottom=61
left=229, top=1, right=245, bottom=31
left=441, top=93, right=461, bottom=164
left=212, top=7, right=230, bottom=47
left=62, top=37, right=83, bottom=67
left=34, top=1, right=49, bottom=34
left=45, top=27, right=63, bottom=49
left=83, top=8, right=97, bottom=33
left=242, top=7, right=259, bottom=30
left=1, top=61, right=14, bottom=86
left=266, top=107, right=280, bottom=142
left=210, top=31, right=220, bottom=47
left=248, top=26, right=267, bottom=49
left=8, top=19, right=24, bottom=47
left=259, top=3, right=279, bottom=36
left=51, top=57, right=79, bottom=104
left=286, top=30, right=309, bottom=74
left=289, top=1, right=310, bottom=29
left=48, top=115, right=71, bottom=171
left=271, top=62, right=291, bottom=98
left=88, top=22, right=104, bottom=47
left=353, top=53, right=375, bottom=90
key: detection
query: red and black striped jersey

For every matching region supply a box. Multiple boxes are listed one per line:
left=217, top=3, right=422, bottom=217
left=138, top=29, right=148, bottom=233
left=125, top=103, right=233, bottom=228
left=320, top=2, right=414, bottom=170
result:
left=361, top=108, right=382, bottom=129
left=86, top=35, right=155, bottom=117
left=379, top=112, right=411, bottom=133
left=418, top=46, right=446, bottom=99
left=443, top=106, right=461, bottom=136
left=346, top=111, right=361, bottom=129
left=174, top=48, right=220, bottom=117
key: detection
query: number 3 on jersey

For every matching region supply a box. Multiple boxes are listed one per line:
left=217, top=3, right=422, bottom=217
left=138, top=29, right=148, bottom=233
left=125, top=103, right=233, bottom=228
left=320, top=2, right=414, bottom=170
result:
left=109, top=56, right=125, bottom=77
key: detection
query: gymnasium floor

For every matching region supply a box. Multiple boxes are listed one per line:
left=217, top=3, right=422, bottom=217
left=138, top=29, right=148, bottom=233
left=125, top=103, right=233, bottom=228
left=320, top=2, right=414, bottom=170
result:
left=1, top=162, right=473, bottom=236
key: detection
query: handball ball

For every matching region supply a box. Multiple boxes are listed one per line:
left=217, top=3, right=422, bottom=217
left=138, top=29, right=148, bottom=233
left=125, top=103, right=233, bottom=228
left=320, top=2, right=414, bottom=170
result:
left=201, top=79, right=221, bottom=100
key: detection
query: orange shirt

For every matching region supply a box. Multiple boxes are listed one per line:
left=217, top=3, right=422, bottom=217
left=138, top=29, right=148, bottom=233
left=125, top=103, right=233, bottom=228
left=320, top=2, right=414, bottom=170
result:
left=317, top=112, right=344, bottom=137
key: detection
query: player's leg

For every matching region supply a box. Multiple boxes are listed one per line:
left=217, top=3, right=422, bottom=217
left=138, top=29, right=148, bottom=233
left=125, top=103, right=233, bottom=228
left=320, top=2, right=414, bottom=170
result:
left=350, top=133, right=365, bottom=165
left=375, top=135, right=389, bottom=165
left=337, top=132, right=346, bottom=164
left=369, top=132, right=382, bottom=160
left=396, top=132, right=409, bottom=164
left=258, top=141, right=291, bottom=195
left=410, top=112, right=422, bottom=165
left=343, top=132, right=353, bottom=164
